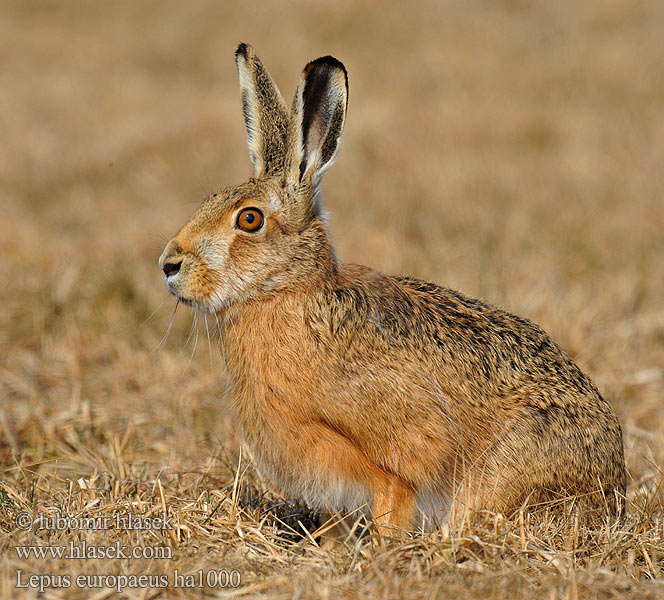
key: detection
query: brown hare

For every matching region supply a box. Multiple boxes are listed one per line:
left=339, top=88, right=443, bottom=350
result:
left=159, top=43, right=626, bottom=531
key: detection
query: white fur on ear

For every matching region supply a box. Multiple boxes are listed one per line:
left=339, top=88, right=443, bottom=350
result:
left=289, top=56, right=348, bottom=186
left=235, top=43, right=290, bottom=178
left=235, top=48, right=261, bottom=173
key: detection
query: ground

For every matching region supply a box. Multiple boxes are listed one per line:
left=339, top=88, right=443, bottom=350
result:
left=1, top=1, right=663, bottom=598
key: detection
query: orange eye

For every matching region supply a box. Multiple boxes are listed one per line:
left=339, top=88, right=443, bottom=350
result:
left=236, top=208, right=264, bottom=232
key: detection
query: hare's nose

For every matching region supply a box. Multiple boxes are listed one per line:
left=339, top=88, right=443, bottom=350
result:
left=162, top=260, right=182, bottom=277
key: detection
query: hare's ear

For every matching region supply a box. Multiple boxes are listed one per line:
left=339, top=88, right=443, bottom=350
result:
left=235, top=43, right=290, bottom=177
left=286, top=56, right=348, bottom=187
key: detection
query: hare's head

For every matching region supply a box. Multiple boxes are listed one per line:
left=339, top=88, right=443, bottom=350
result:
left=159, top=44, right=348, bottom=311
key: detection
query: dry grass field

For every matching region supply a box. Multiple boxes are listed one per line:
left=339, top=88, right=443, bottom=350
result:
left=1, top=0, right=664, bottom=598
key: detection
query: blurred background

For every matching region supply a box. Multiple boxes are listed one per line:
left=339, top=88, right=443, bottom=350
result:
left=1, top=0, right=663, bottom=502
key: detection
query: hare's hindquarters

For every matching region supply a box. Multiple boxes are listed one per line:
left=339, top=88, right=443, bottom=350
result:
left=307, top=270, right=627, bottom=530
left=451, top=396, right=626, bottom=524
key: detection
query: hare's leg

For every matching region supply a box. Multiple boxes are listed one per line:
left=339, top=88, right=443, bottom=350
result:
left=372, top=476, right=416, bottom=532
left=300, top=423, right=416, bottom=531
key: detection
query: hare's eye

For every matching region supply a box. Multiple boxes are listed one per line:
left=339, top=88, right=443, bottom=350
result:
left=236, top=208, right=264, bottom=232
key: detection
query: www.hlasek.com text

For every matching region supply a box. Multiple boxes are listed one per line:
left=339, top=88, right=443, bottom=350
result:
left=16, top=541, right=172, bottom=560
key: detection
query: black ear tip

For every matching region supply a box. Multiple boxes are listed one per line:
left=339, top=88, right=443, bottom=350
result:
left=235, top=43, right=250, bottom=60
left=307, top=55, right=348, bottom=78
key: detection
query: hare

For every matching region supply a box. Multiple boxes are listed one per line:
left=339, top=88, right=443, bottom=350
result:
left=159, top=43, right=626, bottom=530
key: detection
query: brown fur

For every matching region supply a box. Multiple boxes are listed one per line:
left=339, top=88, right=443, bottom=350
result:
left=159, top=44, right=626, bottom=530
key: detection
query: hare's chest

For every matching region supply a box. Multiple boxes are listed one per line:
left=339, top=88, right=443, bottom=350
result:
left=225, top=310, right=323, bottom=414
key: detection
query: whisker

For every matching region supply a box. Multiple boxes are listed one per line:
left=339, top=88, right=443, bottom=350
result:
left=184, top=311, right=198, bottom=349
left=152, top=299, right=180, bottom=354
left=213, top=313, right=223, bottom=342
left=213, top=312, right=227, bottom=364
left=186, top=313, right=200, bottom=369
left=204, top=313, right=214, bottom=372
left=140, top=295, right=169, bottom=328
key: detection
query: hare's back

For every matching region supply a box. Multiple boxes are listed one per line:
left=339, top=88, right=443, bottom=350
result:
left=326, top=264, right=597, bottom=404
left=393, top=275, right=595, bottom=392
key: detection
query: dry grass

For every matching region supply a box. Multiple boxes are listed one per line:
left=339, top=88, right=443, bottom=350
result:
left=1, top=0, right=664, bottom=598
